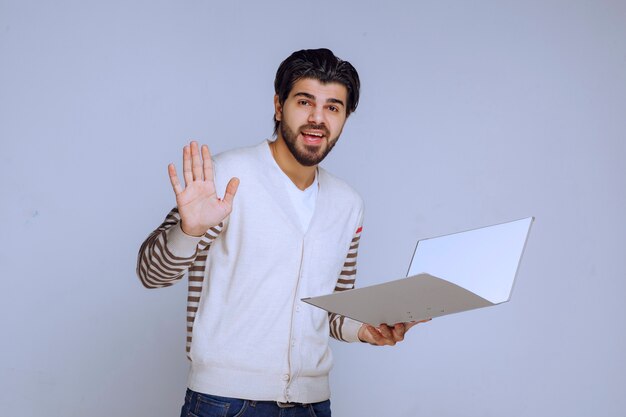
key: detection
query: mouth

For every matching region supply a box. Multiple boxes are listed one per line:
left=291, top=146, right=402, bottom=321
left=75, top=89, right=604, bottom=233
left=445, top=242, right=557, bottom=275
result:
left=300, top=130, right=326, bottom=145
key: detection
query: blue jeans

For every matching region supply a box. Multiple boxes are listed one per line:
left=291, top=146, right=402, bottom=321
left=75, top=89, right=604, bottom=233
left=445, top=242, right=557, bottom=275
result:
left=180, top=389, right=332, bottom=417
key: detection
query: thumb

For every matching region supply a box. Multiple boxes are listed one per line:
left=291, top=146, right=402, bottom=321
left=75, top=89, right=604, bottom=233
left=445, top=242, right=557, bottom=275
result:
left=222, top=177, right=240, bottom=205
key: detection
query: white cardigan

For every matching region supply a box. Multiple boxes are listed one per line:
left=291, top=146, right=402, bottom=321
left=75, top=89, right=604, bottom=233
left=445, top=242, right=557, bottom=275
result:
left=139, top=141, right=364, bottom=403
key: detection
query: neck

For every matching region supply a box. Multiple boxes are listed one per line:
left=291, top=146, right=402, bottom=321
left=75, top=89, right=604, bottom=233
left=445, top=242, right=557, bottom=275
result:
left=270, top=137, right=317, bottom=190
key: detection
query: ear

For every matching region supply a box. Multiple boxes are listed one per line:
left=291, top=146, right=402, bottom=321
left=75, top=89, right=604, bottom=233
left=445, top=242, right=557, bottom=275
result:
left=273, top=94, right=282, bottom=121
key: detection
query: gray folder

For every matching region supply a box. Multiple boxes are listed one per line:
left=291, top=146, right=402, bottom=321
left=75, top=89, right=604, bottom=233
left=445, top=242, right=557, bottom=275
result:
left=302, top=217, right=534, bottom=325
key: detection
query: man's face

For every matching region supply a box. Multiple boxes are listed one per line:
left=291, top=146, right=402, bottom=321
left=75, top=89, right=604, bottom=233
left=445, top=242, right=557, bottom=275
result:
left=274, top=78, right=349, bottom=167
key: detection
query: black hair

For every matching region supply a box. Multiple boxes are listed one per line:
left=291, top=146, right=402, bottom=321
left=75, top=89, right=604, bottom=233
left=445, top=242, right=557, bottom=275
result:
left=273, top=48, right=360, bottom=135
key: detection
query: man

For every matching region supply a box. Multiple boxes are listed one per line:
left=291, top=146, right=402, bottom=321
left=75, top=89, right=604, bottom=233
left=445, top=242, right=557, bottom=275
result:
left=137, top=48, right=423, bottom=417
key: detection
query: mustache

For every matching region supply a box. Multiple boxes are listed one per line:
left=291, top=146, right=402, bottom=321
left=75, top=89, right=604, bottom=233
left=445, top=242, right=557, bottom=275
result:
left=299, top=124, right=330, bottom=136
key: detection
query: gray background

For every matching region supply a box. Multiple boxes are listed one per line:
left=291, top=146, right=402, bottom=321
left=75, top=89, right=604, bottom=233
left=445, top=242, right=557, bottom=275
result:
left=1, top=1, right=625, bottom=416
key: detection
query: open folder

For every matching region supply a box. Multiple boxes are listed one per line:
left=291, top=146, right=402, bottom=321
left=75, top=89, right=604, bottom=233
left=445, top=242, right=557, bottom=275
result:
left=302, top=217, right=534, bottom=326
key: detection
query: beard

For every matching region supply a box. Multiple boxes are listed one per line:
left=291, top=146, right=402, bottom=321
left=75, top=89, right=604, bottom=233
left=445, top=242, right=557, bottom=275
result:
left=280, top=122, right=340, bottom=167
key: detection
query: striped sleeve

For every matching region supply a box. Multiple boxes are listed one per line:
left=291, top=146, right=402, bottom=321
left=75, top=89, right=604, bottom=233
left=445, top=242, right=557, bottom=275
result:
left=136, top=207, right=223, bottom=289
left=329, top=225, right=364, bottom=343
left=185, top=247, right=210, bottom=356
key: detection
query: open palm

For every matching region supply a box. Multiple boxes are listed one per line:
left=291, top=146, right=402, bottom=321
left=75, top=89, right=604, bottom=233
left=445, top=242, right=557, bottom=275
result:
left=168, top=141, right=239, bottom=237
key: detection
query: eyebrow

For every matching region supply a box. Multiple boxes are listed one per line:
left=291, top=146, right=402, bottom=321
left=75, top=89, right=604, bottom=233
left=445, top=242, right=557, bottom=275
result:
left=294, top=92, right=345, bottom=107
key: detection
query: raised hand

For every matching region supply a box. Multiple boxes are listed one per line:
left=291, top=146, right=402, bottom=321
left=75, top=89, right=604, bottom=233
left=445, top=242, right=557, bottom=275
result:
left=168, top=141, right=239, bottom=237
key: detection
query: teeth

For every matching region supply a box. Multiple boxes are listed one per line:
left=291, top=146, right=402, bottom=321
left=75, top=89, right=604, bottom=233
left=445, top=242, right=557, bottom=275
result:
left=304, top=132, right=323, bottom=137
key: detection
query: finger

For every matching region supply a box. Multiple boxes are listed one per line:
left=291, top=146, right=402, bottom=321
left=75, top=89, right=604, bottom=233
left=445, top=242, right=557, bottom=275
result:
left=405, top=321, right=418, bottom=332
left=168, top=163, right=183, bottom=195
left=372, top=324, right=395, bottom=346
left=391, top=323, right=406, bottom=341
left=201, top=145, right=215, bottom=183
left=182, top=145, right=193, bottom=187
left=190, top=141, right=203, bottom=181
left=222, top=177, right=240, bottom=206
left=405, top=318, right=431, bottom=332
left=378, top=324, right=394, bottom=339
left=364, top=324, right=386, bottom=345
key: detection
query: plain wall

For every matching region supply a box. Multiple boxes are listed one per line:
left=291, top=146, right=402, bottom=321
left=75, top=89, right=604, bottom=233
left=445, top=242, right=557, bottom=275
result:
left=1, top=1, right=625, bottom=416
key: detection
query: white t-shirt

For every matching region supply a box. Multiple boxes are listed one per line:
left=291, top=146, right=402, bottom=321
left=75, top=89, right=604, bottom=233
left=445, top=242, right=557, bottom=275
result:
left=286, top=170, right=318, bottom=233
left=270, top=155, right=319, bottom=233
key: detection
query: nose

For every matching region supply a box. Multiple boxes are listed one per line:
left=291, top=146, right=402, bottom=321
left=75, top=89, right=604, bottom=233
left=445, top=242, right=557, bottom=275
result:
left=307, top=105, right=325, bottom=125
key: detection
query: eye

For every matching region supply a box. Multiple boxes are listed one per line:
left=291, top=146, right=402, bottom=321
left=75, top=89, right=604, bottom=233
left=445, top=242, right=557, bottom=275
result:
left=327, top=105, right=339, bottom=112
left=298, top=99, right=311, bottom=106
